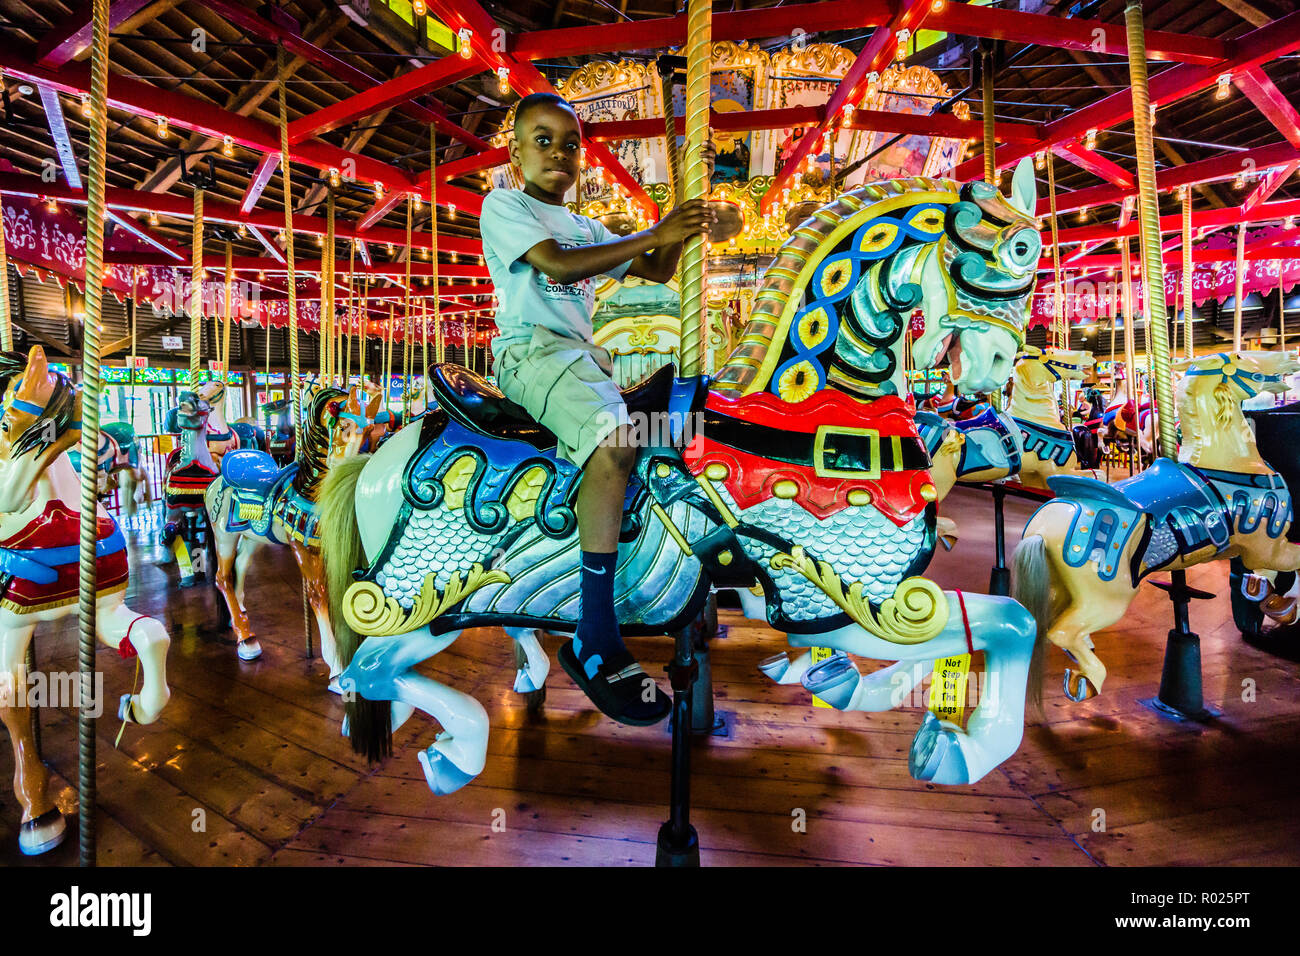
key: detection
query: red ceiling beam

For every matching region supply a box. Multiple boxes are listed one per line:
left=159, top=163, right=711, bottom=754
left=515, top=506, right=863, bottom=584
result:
left=1043, top=141, right=1300, bottom=217
left=0, top=42, right=415, bottom=194
left=955, top=9, right=1300, bottom=181
left=34, top=0, right=154, bottom=67
left=508, top=0, right=892, bottom=60
left=925, top=3, right=1226, bottom=65
left=427, top=0, right=658, bottom=220
left=0, top=172, right=483, bottom=256
left=764, top=1, right=933, bottom=211
left=204, top=0, right=488, bottom=152
left=288, top=52, right=488, bottom=143
left=1052, top=142, right=1136, bottom=190
left=1245, top=162, right=1300, bottom=212
left=1234, top=66, right=1300, bottom=149
left=1050, top=198, right=1300, bottom=246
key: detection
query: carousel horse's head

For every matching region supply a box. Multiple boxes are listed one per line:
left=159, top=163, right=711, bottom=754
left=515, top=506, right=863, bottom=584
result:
left=174, top=390, right=212, bottom=432
left=295, top=386, right=348, bottom=497
left=0, top=347, right=81, bottom=513
left=327, top=385, right=385, bottom=468
left=1013, top=345, right=1096, bottom=390
left=711, top=158, right=1039, bottom=403
left=1174, top=351, right=1300, bottom=465
left=912, top=158, right=1040, bottom=393
left=196, top=379, right=227, bottom=419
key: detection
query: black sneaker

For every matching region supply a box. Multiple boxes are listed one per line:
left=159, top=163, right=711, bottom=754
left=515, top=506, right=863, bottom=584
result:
left=558, top=640, right=671, bottom=727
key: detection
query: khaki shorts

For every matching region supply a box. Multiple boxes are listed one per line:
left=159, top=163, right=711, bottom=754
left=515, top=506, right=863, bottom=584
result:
left=495, top=325, right=628, bottom=467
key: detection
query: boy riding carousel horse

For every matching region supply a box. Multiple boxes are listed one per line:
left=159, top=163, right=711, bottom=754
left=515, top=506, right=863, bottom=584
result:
left=479, top=92, right=716, bottom=725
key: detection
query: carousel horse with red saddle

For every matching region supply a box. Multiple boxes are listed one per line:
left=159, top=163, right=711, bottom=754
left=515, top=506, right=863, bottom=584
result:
left=0, top=347, right=171, bottom=855
left=320, top=161, right=1045, bottom=794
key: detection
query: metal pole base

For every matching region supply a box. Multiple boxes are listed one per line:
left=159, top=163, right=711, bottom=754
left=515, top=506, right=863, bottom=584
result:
left=989, top=484, right=1010, bottom=596
left=1141, top=573, right=1219, bottom=723
left=655, top=821, right=700, bottom=867
left=988, top=566, right=1011, bottom=597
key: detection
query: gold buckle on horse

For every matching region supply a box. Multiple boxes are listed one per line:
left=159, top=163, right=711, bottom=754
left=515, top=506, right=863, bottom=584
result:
left=813, top=425, right=882, bottom=480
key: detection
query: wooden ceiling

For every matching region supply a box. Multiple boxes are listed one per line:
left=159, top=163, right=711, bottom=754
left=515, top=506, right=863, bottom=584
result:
left=0, top=0, right=1296, bottom=283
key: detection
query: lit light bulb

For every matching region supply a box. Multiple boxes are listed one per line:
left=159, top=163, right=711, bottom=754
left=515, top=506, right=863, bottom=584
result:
left=45, top=197, right=58, bottom=213
left=497, top=67, right=510, bottom=96
left=258, top=271, right=265, bottom=281
left=451, top=252, right=458, bottom=263
left=1035, top=151, right=1046, bottom=171
left=1085, top=128, right=1097, bottom=150
left=895, top=29, right=910, bottom=62
left=80, top=93, right=91, bottom=117
left=329, top=167, right=340, bottom=187
left=278, top=229, right=286, bottom=243
left=931, top=0, right=946, bottom=10
left=386, top=242, right=395, bottom=254
left=1287, top=216, right=1297, bottom=230
left=458, top=28, right=473, bottom=58
left=1149, top=104, right=1157, bottom=127
left=237, top=223, right=247, bottom=237
left=1234, top=171, right=1247, bottom=190
left=148, top=211, right=159, bottom=226
left=316, top=234, right=323, bottom=247
left=412, top=0, right=426, bottom=14
left=222, top=135, right=234, bottom=157
left=448, top=203, right=456, bottom=220
left=156, top=115, right=169, bottom=139
left=412, top=193, right=422, bottom=211
left=1216, top=73, right=1232, bottom=100
left=374, top=181, right=385, bottom=198
left=1077, top=206, right=1088, bottom=222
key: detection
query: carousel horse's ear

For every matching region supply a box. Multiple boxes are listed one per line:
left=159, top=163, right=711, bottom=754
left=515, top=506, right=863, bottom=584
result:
left=26, top=344, right=50, bottom=385
left=1009, top=157, right=1036, bottom=218
left=365, top=387, right=382, bottom=421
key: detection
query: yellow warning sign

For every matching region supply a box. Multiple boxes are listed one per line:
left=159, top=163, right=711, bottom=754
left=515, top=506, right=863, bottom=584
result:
left=928, top=654, right=971, bottom=726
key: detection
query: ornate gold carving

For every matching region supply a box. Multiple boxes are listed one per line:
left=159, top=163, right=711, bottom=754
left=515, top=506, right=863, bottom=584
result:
left=442, top=454, right=477, bottom=511
left=505, top=466, right=548, bottom=522
left=770, top=548, right=949, bottom=645
left=342, top=564, right=511, bottom=637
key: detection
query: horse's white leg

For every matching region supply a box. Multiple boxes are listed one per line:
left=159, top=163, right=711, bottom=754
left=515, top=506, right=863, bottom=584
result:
left=503, top=626, right=549, bottom=694
left=800, top=591, right=1037, bottom=785
left=804, top=657, right=934, bottom=711
left=0, top=616, right=65, bottom=854
left=736, top=588, right=819, bottom=686
left=339, top=626, right=485, bottom=793
left=98, top=593, right=171, bottom=725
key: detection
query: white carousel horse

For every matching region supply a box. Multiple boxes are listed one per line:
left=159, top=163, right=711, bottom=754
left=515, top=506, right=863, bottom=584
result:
left=319, top=160, right=1044, bottom=793
left=198, top=379, right=241, bottom=467
left=1009, top=346, right=1102, bottom=490
left=0, top=347, right=171, bottom=855
left=1011, top=350, right=1300, bottom=700
left=205, top=384, right=387, bottom=674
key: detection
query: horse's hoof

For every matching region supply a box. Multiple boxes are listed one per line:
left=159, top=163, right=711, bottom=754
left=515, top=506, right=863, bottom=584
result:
left=1240, top=573, right=1268, bottom=602
left=178, top=575, right=196, bottom=588
left=237, top=639, right=262, bottom=662
left=512, top=668, right=540, bottom=694
left=802, top=652, right=859, bottom=710
left=757, top=652, right=791, bottom=683
left=327, top=675, right=343, bottom=695
left=1063, top=669, right=1098, bottom=702
left=118, top=693, right=136, bottom=724
left=417, top=745, right=476, bottom=795
left=908, top=711, right=970, bottom=784
left=19, top=809, right=66, bottom=856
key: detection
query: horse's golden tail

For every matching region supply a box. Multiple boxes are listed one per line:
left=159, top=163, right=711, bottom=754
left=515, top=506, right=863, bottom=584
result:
left=1011, top=533, right=1051, bottom=720
left=319, top=454, right=392, bottom=761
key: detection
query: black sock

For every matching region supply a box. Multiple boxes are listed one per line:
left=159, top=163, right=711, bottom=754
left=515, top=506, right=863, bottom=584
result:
left=573, top=550, right=624, bottom=678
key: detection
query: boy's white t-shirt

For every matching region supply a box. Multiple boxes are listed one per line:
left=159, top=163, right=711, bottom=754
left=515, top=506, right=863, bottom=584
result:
left=480, top=188, right=632, bottom=356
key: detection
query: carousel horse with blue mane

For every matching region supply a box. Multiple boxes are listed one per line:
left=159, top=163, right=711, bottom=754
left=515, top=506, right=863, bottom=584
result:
left=1009, top=346, right=1103, bottom=489
left=0, top=347, right=171, bottom=855
left=231, top=418, right=269, bottom=454
left=205, top=384, right=387, bottom=674
left=319, top=159, right=1044, bottom=794
left=1012, top=350, right=1300, bottom=701
left=264, top=398, right=295, bottom=466
left=161, top=387, right=220, bottom=586
left=67, top=420, right=153, bottom=520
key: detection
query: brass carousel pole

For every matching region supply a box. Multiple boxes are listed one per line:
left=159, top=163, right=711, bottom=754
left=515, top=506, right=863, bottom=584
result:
left=403, top=196, right=413, bottom=420
left=658, top=0, right=710, bottom=870
left=345, top=240, right=355, bottom=387
left=981, top=44, right=1004, bottom=412
left=1046, top=154, right=1064, bottom=351
left=1128, top=0, right=1209, bottom=722
left=0, top=112, right=10, bottom=350
left=190, top=190, right=204, bottom=384
left=222, top=240, right=233, bottom=403
left=1182, top=188, right=1194, bottom=360
left=76, top=0, right=112, bottom=866
left=430, top=125, right=441, bottom=372
left=1232, top=222, right=1245, bottom=352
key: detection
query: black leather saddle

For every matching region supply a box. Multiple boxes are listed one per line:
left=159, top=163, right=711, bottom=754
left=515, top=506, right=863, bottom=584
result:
left=429, top=362, right=679, bottom=450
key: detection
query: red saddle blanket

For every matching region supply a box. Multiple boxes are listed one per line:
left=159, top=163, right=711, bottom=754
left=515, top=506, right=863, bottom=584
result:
left=0, top=500, right=128, bottom=613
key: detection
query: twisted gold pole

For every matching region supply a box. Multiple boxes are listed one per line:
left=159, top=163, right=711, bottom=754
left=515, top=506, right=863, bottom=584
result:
left=981, top=48, right=996, bottom=187
left=0, top=84, right=10, bottom=351
left=678, top=0, right=711, bottom=377
left=222, top=240, right=233, bottom=393
left=403, top=196, right=413, bottom=418
left=1182, top=189, right=1194, bottom=360
left=1125, top=0, right=1176, bottom=460
left=77, top=0, right=112, bottom=867
left=345, top=239, right=355, bottom=386
left=1046, top=153, right=1064, bottom=349
left=190, top=188, right=203, bottom=383
left=325, top=189, right=336, bottom=384
left=277, top=46, right=301, bottom=451
left=1233, top=222, right=1245, bottom=352
left=430, top=124, right=440, bottom=370
left=1121, top=236, right=1136, bottom=404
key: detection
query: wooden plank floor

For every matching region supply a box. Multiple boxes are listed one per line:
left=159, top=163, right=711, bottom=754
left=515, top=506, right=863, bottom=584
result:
left=2, top=484, right=1298, bottom=866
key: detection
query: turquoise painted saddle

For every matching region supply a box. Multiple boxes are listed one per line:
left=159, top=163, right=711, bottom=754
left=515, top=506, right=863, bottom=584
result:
left=1042, top=457, right=1292, bottom=584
